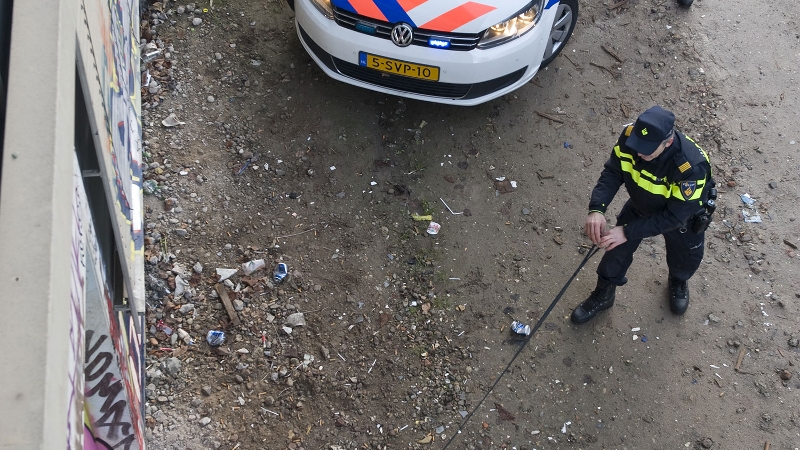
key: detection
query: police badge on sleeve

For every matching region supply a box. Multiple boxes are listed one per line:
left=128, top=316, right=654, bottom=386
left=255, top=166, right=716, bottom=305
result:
left=680, top=181, right=697, bottom=200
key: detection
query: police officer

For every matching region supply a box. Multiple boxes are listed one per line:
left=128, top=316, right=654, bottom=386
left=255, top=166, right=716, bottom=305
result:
left=571, top=106, right=712, bottom=324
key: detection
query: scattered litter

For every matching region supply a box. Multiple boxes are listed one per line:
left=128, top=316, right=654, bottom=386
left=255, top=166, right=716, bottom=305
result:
left=710, top=364, right=720, bottom=369
left=281, top=326, right=293, bottom=335
left=641, top=336, right=648, bottom=342
left=426, top=222, right=441, bottom=235
left=216, top=268, right=237, bottom=282
left=206, top=330, right=225, bottom=346
left=742, top=210, right=762, bottom=223
left=236, top=153, right=260, bottom=175
left=739, top=193, right=756, bottom=207
left=417, top=433, right=434, bottom=444
left=632, top=334, right=639, bottom=341
left=161, top=113, right=185, bottom=127
left=563, top=141, right=573, bottom=149
left=493, top=177, right=516, bottom=194
left=411, top=214, right=432, bottom=221
left=631, top=327, right=641, bottom=332
left=241, top=259, right=265, bottom=275
left=250, top=59, right=262, bottom=66
left=561, top=421, right=572, bottom=433
left=511, top=320, right=531, bottom=336
left=142, top=49, right=162, bottom=63
left=273, top=263, right=288, bottom=283
left=143, top=179, right=159, bottom=195
left=440, top=198, right=463, bottom=215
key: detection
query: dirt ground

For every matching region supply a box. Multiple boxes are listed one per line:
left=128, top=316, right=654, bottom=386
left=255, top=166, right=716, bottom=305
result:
left=140, top=0, right=800, bottom=449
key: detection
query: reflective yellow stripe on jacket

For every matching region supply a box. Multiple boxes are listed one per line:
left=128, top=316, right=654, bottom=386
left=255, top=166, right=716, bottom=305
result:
left=614, top=145, right=706, bottom=201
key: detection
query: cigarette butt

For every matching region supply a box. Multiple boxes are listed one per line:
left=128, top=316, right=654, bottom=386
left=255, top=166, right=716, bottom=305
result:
left=411, top=214, right=433, bottom=221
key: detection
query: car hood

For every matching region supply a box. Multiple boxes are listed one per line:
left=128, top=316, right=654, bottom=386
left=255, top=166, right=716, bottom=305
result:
left=330, top=0, right=552, bottom=33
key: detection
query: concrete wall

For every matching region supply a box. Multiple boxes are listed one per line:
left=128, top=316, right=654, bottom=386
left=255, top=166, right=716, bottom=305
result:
left=0, top=0, right=144, bottom=448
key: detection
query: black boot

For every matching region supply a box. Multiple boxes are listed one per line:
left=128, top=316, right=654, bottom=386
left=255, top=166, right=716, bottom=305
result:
left=669, top=276, right=690, bottom=315
left=571, top=279, right=616, bottom=325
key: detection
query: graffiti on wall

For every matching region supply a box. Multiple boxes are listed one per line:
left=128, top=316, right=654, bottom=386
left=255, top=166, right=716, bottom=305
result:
left=82, top=163, right=143, bottom=449
left=84, top=330, right=137, bottom=449
left=68, top=157, right=87, bottom=450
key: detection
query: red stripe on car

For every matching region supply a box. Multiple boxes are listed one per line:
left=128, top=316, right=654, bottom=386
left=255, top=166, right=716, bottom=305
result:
left=420, top=2, right=496, bottom=32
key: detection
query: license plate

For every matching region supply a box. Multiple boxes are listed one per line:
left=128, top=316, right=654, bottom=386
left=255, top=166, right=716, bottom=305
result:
left=359, top=52, right=439, bottom=82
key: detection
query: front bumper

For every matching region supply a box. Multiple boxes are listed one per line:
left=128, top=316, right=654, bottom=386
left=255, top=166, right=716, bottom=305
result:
left=294, top=1, right=558, bottom=105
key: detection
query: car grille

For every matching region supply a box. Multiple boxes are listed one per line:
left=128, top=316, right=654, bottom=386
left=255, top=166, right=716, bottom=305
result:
left=332, top=6, right=482, bottom=51
left=298, top=25, right=526, bottom=100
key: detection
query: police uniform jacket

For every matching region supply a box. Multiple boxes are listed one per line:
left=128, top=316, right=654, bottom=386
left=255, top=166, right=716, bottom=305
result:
left=589, top=126, right=711, bottom=241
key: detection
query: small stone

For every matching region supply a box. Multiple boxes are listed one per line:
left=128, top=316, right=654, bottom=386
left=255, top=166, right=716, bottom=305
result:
left=700, top=437, right=713, bottom=449
left=193, top=262, right=203, bottom=273
left=207, top=95, right=215, bottom=103
left=190, top=398, right=203, bottom=407
left=234, top=374, right=244, bottom=384
left=199, top=417, right=211, bottom=427
left=788, top=337, right=799, bottom=347
left=192, top=17, right=203, bottom=26
left=779, top=369, right=792, bottom=380
left=285, top=312, right=306, bottom=327
left=177, top=5, right=185, bottom=14
left=179, top=304, right=195, bottom=314
left=708, top=313, right=721, bottom=323
left=201, top=386, right=213, bottom=396
left=163, top=357, right=181, bottom=376
left=214, top=52, right=222, bottom=60
left=768, top=181, right=778, bottom=189
left=726, top=180, right=737, bottom=187
left=521, top=207, right=531, bottom=215
left=233, top=299, right=244, bottom=311
left=175, top=229, right=188, bottom=237
left=275, top=169, right=286, bottom=177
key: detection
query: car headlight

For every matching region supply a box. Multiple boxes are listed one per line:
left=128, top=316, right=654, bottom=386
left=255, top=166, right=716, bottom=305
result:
left=309, top=0, right=334, bottom=19
left=478, top=0, right=546, bottom=49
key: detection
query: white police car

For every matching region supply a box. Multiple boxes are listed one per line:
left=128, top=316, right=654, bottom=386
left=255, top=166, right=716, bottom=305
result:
left=287, top=0, right=578, bottom=105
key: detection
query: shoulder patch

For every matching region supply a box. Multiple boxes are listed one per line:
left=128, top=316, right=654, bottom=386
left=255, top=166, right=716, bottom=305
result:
left=678, top=161, right=692, bottom=173
left=625, top=125, right=634, bottom=137
left=680, top=181, right=697, bottom=200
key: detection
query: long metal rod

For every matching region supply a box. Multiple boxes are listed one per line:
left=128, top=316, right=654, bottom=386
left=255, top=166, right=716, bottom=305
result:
left=441, top=245, right=599, bottom=449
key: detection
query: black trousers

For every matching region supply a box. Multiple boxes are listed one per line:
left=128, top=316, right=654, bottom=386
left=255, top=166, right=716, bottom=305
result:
left=597, top=201, right=705, bottom=286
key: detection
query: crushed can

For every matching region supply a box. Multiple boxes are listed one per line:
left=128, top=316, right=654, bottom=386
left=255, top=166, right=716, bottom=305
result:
left=206, top=330, right=225, bottom=346
left=511, top=320, right=531, bottom=336
left=273, top=263, right=288, bottom=283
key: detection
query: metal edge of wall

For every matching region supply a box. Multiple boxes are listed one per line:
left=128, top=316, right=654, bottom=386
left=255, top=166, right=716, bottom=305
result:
left=75, top=0, right=144, bottom=315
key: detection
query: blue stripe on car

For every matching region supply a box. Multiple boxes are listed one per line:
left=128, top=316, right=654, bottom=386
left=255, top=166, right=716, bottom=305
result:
left=331, top=0, right=356, bottom=14
left=374, top=0, right=415, bottom=26
left=545, top=0, right=559, bottom=9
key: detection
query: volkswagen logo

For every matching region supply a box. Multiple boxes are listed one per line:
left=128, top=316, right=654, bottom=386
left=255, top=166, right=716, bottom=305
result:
left=391, top=23, right=413, bottom=47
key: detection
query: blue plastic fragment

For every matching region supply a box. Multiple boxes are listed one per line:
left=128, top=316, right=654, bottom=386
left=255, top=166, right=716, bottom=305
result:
left=641, top=336, right=648, bottom=342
